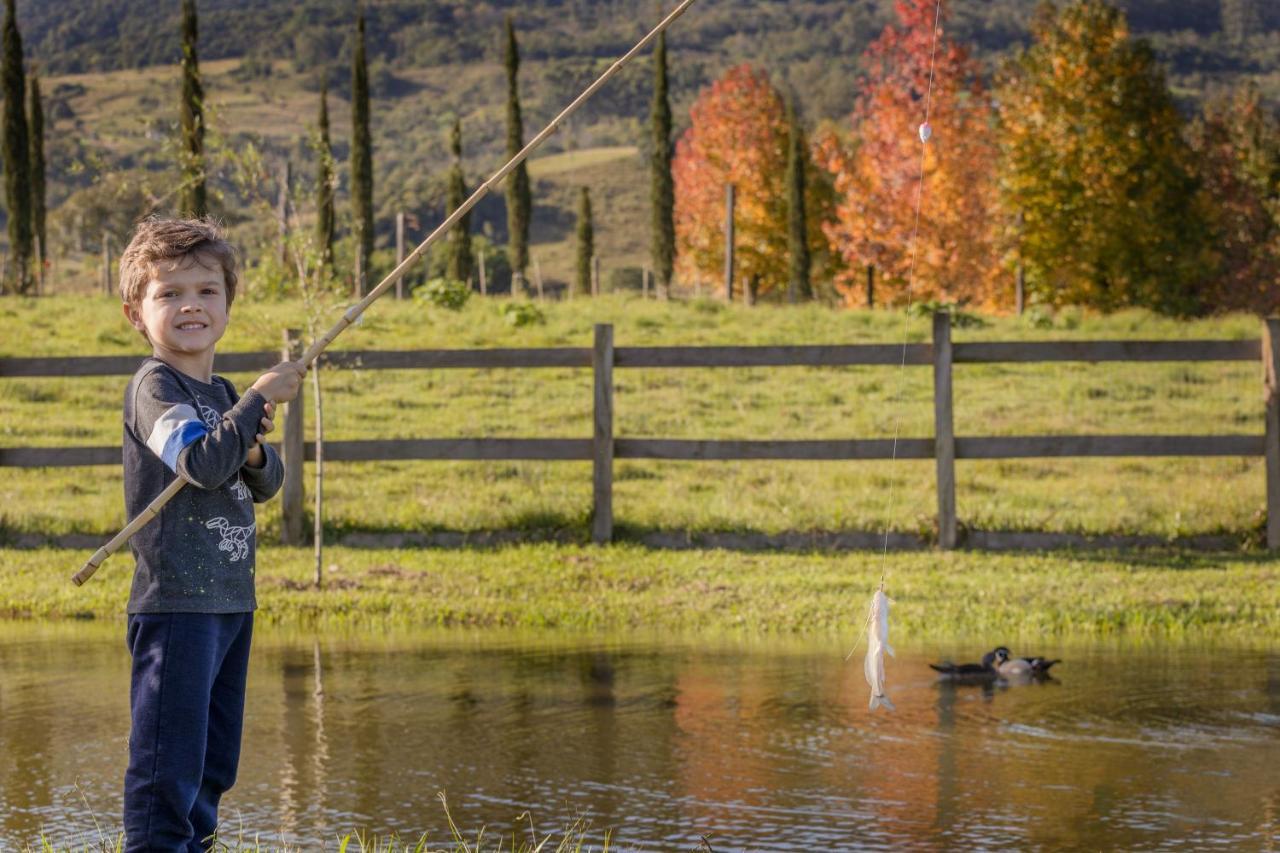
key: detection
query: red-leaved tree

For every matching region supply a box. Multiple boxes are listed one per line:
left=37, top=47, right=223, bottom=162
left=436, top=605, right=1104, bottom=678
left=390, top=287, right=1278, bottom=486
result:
left=821, top=0, right=1003, bottom=309
left=673, top=64, right=790, bottom=297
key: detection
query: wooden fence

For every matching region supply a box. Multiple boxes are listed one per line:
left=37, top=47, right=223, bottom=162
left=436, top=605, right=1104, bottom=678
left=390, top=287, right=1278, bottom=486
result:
left=2, top=313, right=1277, bottom=550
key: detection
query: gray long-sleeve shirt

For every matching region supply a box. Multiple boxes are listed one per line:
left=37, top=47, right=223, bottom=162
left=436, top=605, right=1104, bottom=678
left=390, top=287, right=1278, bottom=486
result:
left=123, top=356, right=284, bottom=614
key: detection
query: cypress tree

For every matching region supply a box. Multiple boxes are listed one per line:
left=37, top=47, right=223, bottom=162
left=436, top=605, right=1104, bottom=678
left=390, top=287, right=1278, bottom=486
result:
left=785, top=99, right=811, bottom=302
left=1221, top=0, right=1263, bottom=44
left=179, top=0, right=206, bottom=217
left=2, top=0, right=31, bottom=293
left=28, top=71, right=44, bottom=270
left=503, top=15, right=531, bottom=292
left=445, top=118, right=473, bottom=284
left=350, top=6, right=374, bottom=291
left=314, top=82, right=335, bottom=273
left=650, top=30, right=674, bottom=296
left=575, top=187, right=593, bottom=297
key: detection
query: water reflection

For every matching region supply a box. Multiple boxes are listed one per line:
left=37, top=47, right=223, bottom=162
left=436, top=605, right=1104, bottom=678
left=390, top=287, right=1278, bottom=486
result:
left=1, top=625, right=1277, bottom=849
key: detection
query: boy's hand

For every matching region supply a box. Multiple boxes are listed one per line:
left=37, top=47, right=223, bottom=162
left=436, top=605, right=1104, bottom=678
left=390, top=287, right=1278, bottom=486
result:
left=245, top=403, right=275, bottom=468
left=255, top=402, right=276, bottom=446
left=251, top=361, right=305, bottom=403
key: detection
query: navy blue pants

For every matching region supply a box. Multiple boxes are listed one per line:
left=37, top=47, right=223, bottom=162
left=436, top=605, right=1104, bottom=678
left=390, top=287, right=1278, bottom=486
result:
left=124, top=612, right=253, bottom=853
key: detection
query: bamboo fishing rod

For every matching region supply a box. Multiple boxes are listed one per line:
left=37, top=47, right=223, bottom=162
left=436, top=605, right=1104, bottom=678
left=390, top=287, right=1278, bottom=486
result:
left=71, top=0, right=698, bottom=587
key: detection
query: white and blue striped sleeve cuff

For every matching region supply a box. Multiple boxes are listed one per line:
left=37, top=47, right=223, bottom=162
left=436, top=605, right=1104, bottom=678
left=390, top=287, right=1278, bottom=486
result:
left=143, top=403, right=209, bottom=472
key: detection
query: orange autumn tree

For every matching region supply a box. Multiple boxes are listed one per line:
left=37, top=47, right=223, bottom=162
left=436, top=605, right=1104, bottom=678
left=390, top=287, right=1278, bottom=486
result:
left=821, top=0, right=1003, bottom=309
left=673, top=64, right=790, bottom=297
left=1190, top=84, right=1280, bottom=314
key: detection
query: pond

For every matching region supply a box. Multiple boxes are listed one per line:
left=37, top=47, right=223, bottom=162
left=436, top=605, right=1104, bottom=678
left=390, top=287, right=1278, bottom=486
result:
left=1, top=624, right=1277, bottom=850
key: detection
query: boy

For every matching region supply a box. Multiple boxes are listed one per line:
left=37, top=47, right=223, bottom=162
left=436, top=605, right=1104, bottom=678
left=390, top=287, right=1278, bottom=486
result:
left=117, top=217, right=304, bottom=852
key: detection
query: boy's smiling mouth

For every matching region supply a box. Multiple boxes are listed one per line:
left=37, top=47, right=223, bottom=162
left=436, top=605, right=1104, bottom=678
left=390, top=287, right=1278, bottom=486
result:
left=177, top=322, right=208, bottom=330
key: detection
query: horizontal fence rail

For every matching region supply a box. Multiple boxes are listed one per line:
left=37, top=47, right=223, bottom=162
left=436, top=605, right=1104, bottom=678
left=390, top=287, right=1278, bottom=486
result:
left=952, top=339, right=1260, bottom=363
left=3, top=434, right=1262, bottom=469
left=2, top=316, right=1277, bottom=550
left=0, top=339, right=1261, bottom=378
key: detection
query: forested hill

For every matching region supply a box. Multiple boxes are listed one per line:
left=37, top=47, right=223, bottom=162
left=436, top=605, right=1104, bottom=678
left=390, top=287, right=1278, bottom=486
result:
left=19, top=0, right=1280, bottom=116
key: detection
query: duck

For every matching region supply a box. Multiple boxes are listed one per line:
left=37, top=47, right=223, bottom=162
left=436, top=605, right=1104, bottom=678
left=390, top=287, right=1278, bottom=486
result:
left=993, top=646, right=1060, bottom=678
left=929, top=649, right=1001, bottom=680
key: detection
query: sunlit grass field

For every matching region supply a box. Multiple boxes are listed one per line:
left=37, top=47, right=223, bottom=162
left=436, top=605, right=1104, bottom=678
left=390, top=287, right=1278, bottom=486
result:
left=0, top=294, right=1267, bottom=545
left=5, top=545, right=1278, bottom=639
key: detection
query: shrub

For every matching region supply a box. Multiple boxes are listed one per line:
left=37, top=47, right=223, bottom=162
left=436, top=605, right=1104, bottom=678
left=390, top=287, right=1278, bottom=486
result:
left=415, top=278, right=470, bottom=311
left=500, top=301, right=545, bottom=327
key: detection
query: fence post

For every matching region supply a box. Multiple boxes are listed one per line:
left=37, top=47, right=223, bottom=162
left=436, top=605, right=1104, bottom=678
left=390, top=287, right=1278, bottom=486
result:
left=102, top=232, right=112, bottom=296
left=933, top=311, right=957, bottom=549
left=592, top=323, right=614, bottom=544
left=478, top=251, right=487, bottom=296
left=395, top=211, right=405, bottom=300
left=724, top=184, right=735, bottom=301
left=354, top=244, right=365, bottom=299
left=277, top=159, right=292, bottom=268
left=281, top=329, right=306, bottom=546
left=1265, top=318, right=1280, bottom=549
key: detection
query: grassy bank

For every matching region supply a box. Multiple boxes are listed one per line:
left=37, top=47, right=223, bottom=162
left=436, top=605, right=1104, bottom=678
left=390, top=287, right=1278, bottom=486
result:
left=26, top=801, right=608, bottom=853
left=3, top=295, right=1275, bottom=641
left=0, top=296, right=1270, bottom=544
left=4, top=545, right=1277, bottom=640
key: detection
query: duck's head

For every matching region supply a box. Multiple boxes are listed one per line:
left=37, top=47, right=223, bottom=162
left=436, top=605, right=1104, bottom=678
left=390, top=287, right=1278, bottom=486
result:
left=993, top=646, right=1012, bottom=664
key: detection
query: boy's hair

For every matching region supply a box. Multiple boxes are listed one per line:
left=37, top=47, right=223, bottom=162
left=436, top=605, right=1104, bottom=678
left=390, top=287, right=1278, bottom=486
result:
left=119, top=217, right=239, bottom=311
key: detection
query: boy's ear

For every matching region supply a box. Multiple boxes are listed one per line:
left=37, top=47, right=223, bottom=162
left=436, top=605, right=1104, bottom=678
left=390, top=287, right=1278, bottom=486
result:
left=122, top=301, right=144, bottom=331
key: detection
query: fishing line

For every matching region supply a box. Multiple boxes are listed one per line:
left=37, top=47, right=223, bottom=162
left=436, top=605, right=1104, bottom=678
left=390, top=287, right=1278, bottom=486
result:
left=851, top=0, right=945, bottom=711
left=878, top=0, right=944, bottom=588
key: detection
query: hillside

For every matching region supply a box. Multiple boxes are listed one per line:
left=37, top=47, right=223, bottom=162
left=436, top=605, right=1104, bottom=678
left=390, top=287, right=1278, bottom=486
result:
left=14, top=0, right=1280, bottom=292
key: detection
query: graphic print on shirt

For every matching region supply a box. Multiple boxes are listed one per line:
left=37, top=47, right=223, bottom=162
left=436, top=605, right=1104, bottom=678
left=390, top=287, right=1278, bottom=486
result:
left=230, top=475, right=251, bottom=501
left=195, top=395, right=252, bottom=501
left=197, top=401, right=222, bottom=430
left=206, top=517, right=255, bottom=562
left=143, top=402, right=208, bottom=472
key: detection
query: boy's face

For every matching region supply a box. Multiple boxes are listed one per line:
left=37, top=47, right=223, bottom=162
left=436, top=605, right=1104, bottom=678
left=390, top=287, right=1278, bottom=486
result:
left=123, top=255, right=229, bottom=357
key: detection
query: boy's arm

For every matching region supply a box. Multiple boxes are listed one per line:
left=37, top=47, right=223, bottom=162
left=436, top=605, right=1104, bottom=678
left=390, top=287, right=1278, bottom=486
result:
left=222, top=379, right=286, bottom=503
left=240, top=443, right=284, bottom=503
left=132, top=367, right=269, bottom=491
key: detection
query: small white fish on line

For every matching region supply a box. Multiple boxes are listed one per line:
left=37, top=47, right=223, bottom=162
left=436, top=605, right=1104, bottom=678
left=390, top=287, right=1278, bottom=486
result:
left=865, top=588, right=895, bottom=711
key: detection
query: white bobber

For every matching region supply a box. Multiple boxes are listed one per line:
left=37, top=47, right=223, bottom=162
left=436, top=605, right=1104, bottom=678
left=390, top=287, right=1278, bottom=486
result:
left=918, top=122, right=932, bottom=144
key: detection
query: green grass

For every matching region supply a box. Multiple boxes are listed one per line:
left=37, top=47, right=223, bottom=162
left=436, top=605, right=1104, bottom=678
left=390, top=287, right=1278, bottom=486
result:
left=2, top=295, right=1275, bottom=639
left=0, top=295, right=1268, bottom=544
left=25, top=791, right=611, bottom=852
left=4, top=545, right=1277, bottom=639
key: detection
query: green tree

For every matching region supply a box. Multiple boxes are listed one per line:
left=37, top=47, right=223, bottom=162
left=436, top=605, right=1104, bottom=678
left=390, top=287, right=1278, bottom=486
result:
left=28, top=69, right=44, bottom=272
left=785, top=98, right=810, bottom=302
left=314, top=81, right=335, bottom=273
left=1221, top=0, right=1263, bottom=44
left=2, top=0, right=31, bottom=293
left=179, top=0, right=206, bottom=217
left=996, top=0, right=1211, bottom=314
left=650, top=29, right=674, bottom=296
left=504, top=15, right=531, bottom=292
left=575, top=187, right=593, bottom=296
left=445, top=118, right=473, bottom=285
left=350, top=5, right=374, bottom=291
